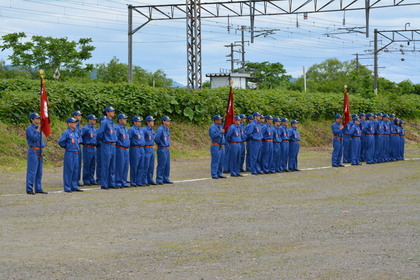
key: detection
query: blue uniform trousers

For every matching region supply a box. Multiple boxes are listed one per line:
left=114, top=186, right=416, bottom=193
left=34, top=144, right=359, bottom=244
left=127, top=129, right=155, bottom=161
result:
left=343, top=135, right=351, bottom=163
left=229, top=143, right=242, bottom=176
left=223, top=143, right=230, bottom=172
left=240, top=143, right=245, bottom=172
left=245, top=142, right=251, bottom=172
left=280, top=141, right=289, bottom=171
left=82, top=146, right=96, bottom=185
left=143, top=147, right=155, bottom=184
left=289, top=141, right=300, bottom=170
left=101, top=143, right=116, bottom=188
left=389, top=135, right=398, bottom=161
left=398, top=137, right=405, bottom=160
left=116, top=147, right=129, bottom=187
left=331, top=138, right=343, bottom=166
left=248, top=140, right=262, bottom=174
left=210, top=144, right=223, bottom=178
left=351, top=138, right=361, bottom=165
left=26, top=148, right=44, bottom=193
left=96, top=146, right=101, bottom=184
left=262, top=140, right=273, bottom=173
left=365, top=135, right=375, bottom=164
left=383, top=135, right=390, bottom=161
left=374, top=135, right=384, bottom=163
left=156, top=147, right=170, bottom=183
left=63, top=151, right=80, bottom=192
left=129, top=146, right=144, bottom=186
left=360, top=135, right=366, bottom=161
left=272, top=143, right=281, bottom=172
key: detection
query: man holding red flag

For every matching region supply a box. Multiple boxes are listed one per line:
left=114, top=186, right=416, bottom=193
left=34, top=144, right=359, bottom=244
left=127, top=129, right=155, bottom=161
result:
left=222, top=84, right=235, bottom=173
left=342, top=85, right=352, bottom=163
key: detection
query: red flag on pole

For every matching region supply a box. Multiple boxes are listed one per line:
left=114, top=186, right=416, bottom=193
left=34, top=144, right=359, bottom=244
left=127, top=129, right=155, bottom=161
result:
left=343, top=85, right=351, bottom=127
left=224, top=84, right=235, bottom=131
left=40, top=72, right=52, bottom=137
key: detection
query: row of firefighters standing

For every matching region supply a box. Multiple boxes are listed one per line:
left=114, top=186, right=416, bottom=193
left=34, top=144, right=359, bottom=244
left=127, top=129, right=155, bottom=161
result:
left=209, top=112, right=301, bottom=179
left=331, top=112, right=406, bottom=167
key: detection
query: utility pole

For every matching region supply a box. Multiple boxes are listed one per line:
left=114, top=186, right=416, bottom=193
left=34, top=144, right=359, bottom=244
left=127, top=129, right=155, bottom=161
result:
left=303, top=66, right=307, bottom=92
left=225, top=43, right=241, bottom=73
left=235, top=25, right=248, bottom=73
left=128, top=5, right=133, bottom=82
left=374, top=29, right=378, bottom=95
left=355, top=53, right=359, bottom=71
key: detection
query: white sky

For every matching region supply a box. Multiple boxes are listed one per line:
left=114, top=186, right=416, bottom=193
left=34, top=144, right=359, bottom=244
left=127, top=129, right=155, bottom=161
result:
left=0, top=0, right=419, bottom=85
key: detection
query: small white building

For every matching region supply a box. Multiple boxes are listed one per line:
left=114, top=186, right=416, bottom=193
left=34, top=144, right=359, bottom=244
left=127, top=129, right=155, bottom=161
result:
left=206, top=72, right=251, bottom=89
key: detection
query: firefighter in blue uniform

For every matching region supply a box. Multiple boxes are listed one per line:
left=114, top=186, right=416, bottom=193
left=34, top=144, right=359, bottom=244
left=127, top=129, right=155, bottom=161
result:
left=279, top=118, right=290, bottom=171
left=349, top=117, right=362, bottom=165
left=288, top=120, right=301, bottom=171
left=261, top=115, right=274, bottom=174
left=143, top=116, right=157, bottom=185
left=81, top=114, right=97, bottom=185
left=96, top=106, right=117, bottom=190
left=245, top=114, right=253, bottom=172
left=331, top=114, right=344, bottom=167
left=115, top=113, right=130, bottom=188
left=374, top=113, right=385, bottom=163
left=209, top=114, right=226, bottom=179
left=382, top=114, right=391, bottom=162
left=363, top=113, right=376, bottom=164
left=95, top=115, right=105, bottom=185
left=128, top=116, right=145, bottom=187
left=226, top=115, right=244, bottom=177
left=398, top=120, right=406, bottom=160
left=272, top=117, right=282, bottom=172
left=72, top=110, right=83, bottom=185
left=239, top=114, right=247, bottom=172
left=25, top=112, right=47, bottom=194
left=155, top=116, right=173, bottom=184
left=359, top=113, right=366, bottom=161
left=245, top=112, right=263, bottom=175
left=389, top=118, right=399, bottom=161
left=342, top=114, right=355, bottom=163
left=58, top=117, right=83, bottom=192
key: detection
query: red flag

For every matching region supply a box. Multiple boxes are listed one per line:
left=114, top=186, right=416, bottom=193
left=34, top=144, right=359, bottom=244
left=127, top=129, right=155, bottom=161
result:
left=224, top=85, right=235, bottom=131
left=40, top=79, right=52, bottom=137
left=343, top=86, right=351, bottom=127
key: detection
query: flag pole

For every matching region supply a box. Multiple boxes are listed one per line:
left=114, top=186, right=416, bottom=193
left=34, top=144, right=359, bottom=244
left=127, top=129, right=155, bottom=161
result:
left=39, top=69, right=44, bottom=151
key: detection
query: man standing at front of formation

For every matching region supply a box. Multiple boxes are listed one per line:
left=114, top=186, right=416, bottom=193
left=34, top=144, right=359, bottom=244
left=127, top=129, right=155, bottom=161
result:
left=58, top=118, right=83, bottom=193
left=115, top=114, right=130, bottom=188
left=245, top=112, right=263, bottom=175
left=331, top=114, right=345, bottom=167
left=226, top=115, right=244, bottom=177
left=72, top=110, right=83, bottom=185
left=143, top=116, right=157, bottom=186
left=81, top=114, right=97, bottom=186
left=155, top=116, right=173, bottom=185
left=209, top=114, right=226, bottom=179
left=96, top=106, right=117, bottom=190
left=288, top=120, right=301, bottom=171
left=25, top=112, right=48, bottom=195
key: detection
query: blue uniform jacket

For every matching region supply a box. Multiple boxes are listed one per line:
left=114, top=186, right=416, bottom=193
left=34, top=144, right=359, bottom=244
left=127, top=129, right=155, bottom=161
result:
left=383, top=121, right=390, bottom=135
left=116, top=124, right=130, bottom=148
left=245, top=120, right=263, bottom=140
left=349, top=124, right=362, bottom=137
left=26, top=124, right=46, bottom=148
left=262, top=124, right=275, bottom=140
left=279, top=125, right=290, bottom=141
left=375, top=120, right=385, bottom=135
left=81, top=124, right=97, bottom=146
left=226, top=124, right=243, bottom=143
left=239, top=123, right=247, bottom=141
left=273, top=126, right=282, bottom=143
left=143, top=126, right=155, bottom=146
left=331, top=122, right=343, bottom=137
left=155, top=125, right=170, bottom=147
left=289, top=127, right=300, bottom=141
left=363, top=120, right=375, bottom=135
left=128, top=126, right=146, bottom=147
left=96, top=117, right=117, bottom=143
left=58, top=128, right=81, bottom=152
left=209, top=123, right=225, bottom=145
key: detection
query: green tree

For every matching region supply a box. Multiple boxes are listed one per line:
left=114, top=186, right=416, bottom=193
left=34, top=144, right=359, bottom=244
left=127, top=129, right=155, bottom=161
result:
left=244, top=61, right=291, bottom=89
left=396, top=80, right=415, bottom=94
left=0, top=59, right=31, bottom=79
left=0, top=32, right=95, bottom=79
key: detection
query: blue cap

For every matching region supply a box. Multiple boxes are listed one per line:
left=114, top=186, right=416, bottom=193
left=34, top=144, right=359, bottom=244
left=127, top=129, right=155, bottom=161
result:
left=87, top=114, right=97, bottom=120
left=252, top=112, right=261, bottom=117
left=239, top=114, right=246, bottom=119
left=162, top=116, right=172, bottom=121
left=335, top=114, right=342, bottom=119
left=67, top=117, right=77, bottom=123
left=145, top=115, right=155, bottom=122
left=353, top=117, right=360, bottom=122
left=394, top=118, right=400, bottom=124
left=99, top=116, right=105, bottom=122
left=247, top=115, right=253, bottom=120
left=72, top=110, right=82, bottom=116
left=359, top=113, right=366, bottom=117
left=117, top=113, right=128, bottom=120
left=132, top=116, right=143, bottom=122
left=105, top=106, right=116, bottom=112
left=260, top=115, right=265, bottom=119
left=265, top=115, right=273, bottom=120
left=291, top=120, right=299, bottom=124
left=376, top=112, right=383, bottom=117
left=281, top=118, right=289, bottom=122
left=29, top=112, right=41, bottom=119
left=366, top=113, right=372, bottom=118
left=382, top=113, right=389, bottom=118
left=234, top=115, right=241, bottom=121
left=390, top=113, right=395, bottom=117
left=273, top=117, right=280, bottom=122
left=399, top=120, right=405, bottom=125
left=213, top=114, right=222, bottom=120
left=351, top=114, right=358, bottom=118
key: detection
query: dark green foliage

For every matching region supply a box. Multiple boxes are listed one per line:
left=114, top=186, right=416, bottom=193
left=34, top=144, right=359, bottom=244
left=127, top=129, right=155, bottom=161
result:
left=0, top=79, right=419, bottom=125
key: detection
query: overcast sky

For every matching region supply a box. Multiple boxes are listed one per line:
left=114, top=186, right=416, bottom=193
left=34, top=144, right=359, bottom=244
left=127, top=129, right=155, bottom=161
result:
left=0, top=0, right=419, bottom=85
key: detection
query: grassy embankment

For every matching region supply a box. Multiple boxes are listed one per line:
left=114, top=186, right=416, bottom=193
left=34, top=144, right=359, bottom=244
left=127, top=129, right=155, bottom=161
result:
left=1, top=119, right=419, bottom=171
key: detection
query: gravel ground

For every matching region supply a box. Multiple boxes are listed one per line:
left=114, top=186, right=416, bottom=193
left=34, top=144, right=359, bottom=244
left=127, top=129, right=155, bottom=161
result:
left=1, top=146, right=419, bottom=280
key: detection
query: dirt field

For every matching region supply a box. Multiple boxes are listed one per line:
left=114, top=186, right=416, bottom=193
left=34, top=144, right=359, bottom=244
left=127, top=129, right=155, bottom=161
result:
left=1, top=146, right=419, bottom=280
